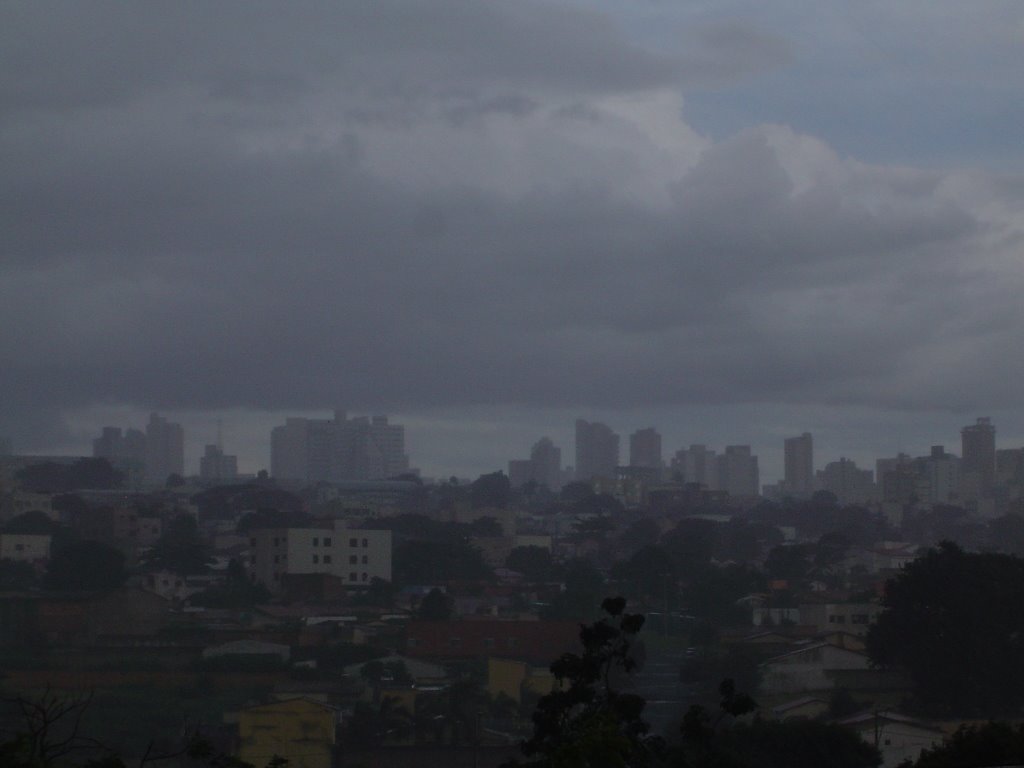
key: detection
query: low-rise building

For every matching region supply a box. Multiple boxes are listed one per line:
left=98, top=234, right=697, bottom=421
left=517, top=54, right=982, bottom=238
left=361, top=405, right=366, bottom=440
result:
left=249, top=522, right=392, bottom=592
left=0, top=533, right=51, bottom=564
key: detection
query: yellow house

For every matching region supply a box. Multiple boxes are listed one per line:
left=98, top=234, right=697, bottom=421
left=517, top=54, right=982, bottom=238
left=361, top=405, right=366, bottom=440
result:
left=238, top=698, right=338, bottom=768
left=487, top=658, right=557, bottom=704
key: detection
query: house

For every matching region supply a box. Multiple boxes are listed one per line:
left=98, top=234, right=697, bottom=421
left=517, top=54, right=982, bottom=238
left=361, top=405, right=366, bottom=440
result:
left=487, top=657, right=556, bottom=704
left=837, top=710, right=944, bottom=768
left=799, top=601, right=883, bottom=636
left=404, top=619, right=579, bottom=665
left=0, top=533, right=51, bottom=564
left=770, top=695, right=830, bottom=721
left=236, top=698, right=339, bottom=768
left=759, top=643, right=871, bottom=695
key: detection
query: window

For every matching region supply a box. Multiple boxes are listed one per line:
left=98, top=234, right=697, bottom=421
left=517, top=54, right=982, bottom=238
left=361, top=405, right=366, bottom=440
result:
left=349, top=555, right=358, bottom=564
left=313, top=537, right=319, bottom=547
left=852, top=614, right=870, bottom=624
left=312, top=555, right=319, bottom=564
left=324, top=537, right=332, bottom=547
left=323, top=555, right=332, bottom=564
left=350, top=572, right=358, bottom=581
left=362, top=572, right=368, bottom=581
left=273, top=537, right=280, bottom=546
left=273, top=555, right=280, bottom=564
left=362, top=555, right=368, bottom=564
left=350, top=538, right=358, bottom=547
left=362, top=538, right=368, bottom=547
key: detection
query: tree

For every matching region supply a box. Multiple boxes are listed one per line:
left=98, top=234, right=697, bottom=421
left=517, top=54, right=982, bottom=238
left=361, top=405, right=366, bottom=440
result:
left=44, top=541, right=125, bottom=591
left=470, top=471, right=512, bottom=509
left=3, top=510, right=59, bottom=535
left=16, top=459, right=123, bottom=494
left=710, top=717, right=880, bottom=768
left=866, top=541, right=1024, bottom=716
left=189, top=559, right=269, bottom=609
left=506, top=546, right=557, bottom=582
left=393, top=538, right=492, bottom=585
left=142, top=514, right=213, bottom=575
left=417, top=588, right=454, bottom=620
left=908, top=721, right=1024, bottom=767
left=0, top=689, right=286, bottom=768
left=518, top=597, right=660, bottom=768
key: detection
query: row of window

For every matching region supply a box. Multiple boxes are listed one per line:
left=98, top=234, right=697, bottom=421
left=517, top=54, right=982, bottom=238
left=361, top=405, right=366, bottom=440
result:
left=827, top=614, right=872, bottom=625
left=262, top=536, right=372, bottom=548
left=272, top=571, right=371, bottom=582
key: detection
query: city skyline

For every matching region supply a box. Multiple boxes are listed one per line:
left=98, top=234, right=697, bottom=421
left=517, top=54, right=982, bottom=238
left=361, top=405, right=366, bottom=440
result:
left=2, top=3, right=1024, bottom=486
left=51, top=407, right=1024, bottom=490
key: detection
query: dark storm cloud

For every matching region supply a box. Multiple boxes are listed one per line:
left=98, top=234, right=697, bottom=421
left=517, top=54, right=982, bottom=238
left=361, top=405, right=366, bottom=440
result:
left=1, top=1, right=1023, bottom=453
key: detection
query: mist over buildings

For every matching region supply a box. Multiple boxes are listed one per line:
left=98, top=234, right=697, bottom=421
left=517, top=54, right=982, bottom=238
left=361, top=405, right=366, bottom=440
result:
left=2, top=2, right=1024, bottom=478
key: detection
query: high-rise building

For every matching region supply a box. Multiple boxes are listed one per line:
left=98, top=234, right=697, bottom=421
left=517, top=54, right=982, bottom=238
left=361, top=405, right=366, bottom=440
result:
left=575, top=420, right=619, bottom=481
left=200, top=444, right=238, bottom=482
left=961, top=417, right=996, bottom=496
left=270, top=411, right=410, bottom=483
left=508, top=437, right=563, bottom=490
left=784, top=433, right=814, bottom=497
left=717, top=445, right=760, bottom=497
left=629, top=428, right=662, bottom=471
left=669, top=444, right=718, bottom=488
left=816, top=458, right=875, bottom=505
left=144, top=413, right=184, bottom=484
left=530, top=437, right=562, bottom=490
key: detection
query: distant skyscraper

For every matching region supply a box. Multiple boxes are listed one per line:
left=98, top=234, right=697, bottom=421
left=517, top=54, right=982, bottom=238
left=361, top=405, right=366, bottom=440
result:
left=671, top=444, right=718, bottom=488
left=145, top=413, right=184, bottom=484
left=717, top=445, right=760, bottom=497
left=200, top=444, right=238, bottom=481
left=270, top=410, right=410, bottom=483
left=816, top=458, right=874, bottom=505
left=629, top=428, right=662, bottom=471
left=961, top=417, right=996, bottom=496
left=575, top=420, right=619, bottom=481
left=784, top=433, right=814, bottom=497
left=530, top=437, right=562, bottom=490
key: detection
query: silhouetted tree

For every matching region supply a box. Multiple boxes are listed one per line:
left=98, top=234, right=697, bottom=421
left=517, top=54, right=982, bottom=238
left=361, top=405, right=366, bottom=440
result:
left=470, top=471, right=511, bottom=509
left=142, top=514, right=213, bottom=575
left=908, top=721, right=1024, bottom=767
left=518, top=597, right=659, bottom=767
left=867, top=541, right=1024, bottom=716
left=16, top=459, right=123, bottom=494
left=44, top=541, right=125, bottom=591
left=417, top=588, right=454, bottom=620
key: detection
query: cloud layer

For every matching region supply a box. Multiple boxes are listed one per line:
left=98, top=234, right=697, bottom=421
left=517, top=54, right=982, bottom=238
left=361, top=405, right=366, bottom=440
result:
left=1, top=2, right=1023, bottom=465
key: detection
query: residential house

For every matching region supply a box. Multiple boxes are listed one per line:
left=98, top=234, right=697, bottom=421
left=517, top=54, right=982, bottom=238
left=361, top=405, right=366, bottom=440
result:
left=237, top=698, right=339, bottom=768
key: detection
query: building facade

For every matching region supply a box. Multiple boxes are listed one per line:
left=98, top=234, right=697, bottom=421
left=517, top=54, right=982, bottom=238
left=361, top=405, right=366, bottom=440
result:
left=629, top=428, right=663, bottom=472
left=249, top=522, right=392, bottom=592
left=270, top=410, right=410, bottom=483
left=575, top=420, right=619, bottom=481
left=784, top=433, right=814, bottom=498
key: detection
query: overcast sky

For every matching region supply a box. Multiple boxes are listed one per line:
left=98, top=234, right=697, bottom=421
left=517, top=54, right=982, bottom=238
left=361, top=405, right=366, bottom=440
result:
left=3, top=1, right=1023, bottom=481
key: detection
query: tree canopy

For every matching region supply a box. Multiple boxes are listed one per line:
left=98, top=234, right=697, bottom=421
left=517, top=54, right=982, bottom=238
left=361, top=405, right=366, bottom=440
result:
left=141, top=514, right=214, bottom=575
left=44, top=540, right=126, bottom=592
left=866, top=541, right=1024, bottom=717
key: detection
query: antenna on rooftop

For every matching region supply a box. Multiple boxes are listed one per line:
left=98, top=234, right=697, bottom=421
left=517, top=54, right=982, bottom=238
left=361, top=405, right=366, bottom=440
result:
left=217, top=418, right=223, bottom=451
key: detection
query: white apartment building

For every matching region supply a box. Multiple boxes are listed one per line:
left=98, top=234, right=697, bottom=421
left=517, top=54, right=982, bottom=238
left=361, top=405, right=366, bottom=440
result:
left=249, top=522, right=392, bottom=592
left=0, top=533, right=51, bottom=563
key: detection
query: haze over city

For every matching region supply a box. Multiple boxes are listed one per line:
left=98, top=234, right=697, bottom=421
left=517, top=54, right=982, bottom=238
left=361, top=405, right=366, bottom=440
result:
left=3, top=2, right=1024, bottom=477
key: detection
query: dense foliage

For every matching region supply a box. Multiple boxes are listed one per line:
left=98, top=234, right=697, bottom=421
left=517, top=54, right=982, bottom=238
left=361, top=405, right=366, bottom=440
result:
left=866, top=541, right=1024, bottom=716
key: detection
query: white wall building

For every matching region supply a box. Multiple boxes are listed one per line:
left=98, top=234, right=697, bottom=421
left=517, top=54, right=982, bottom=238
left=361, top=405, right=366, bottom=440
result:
left=249, top=522, right=392, bottom=592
